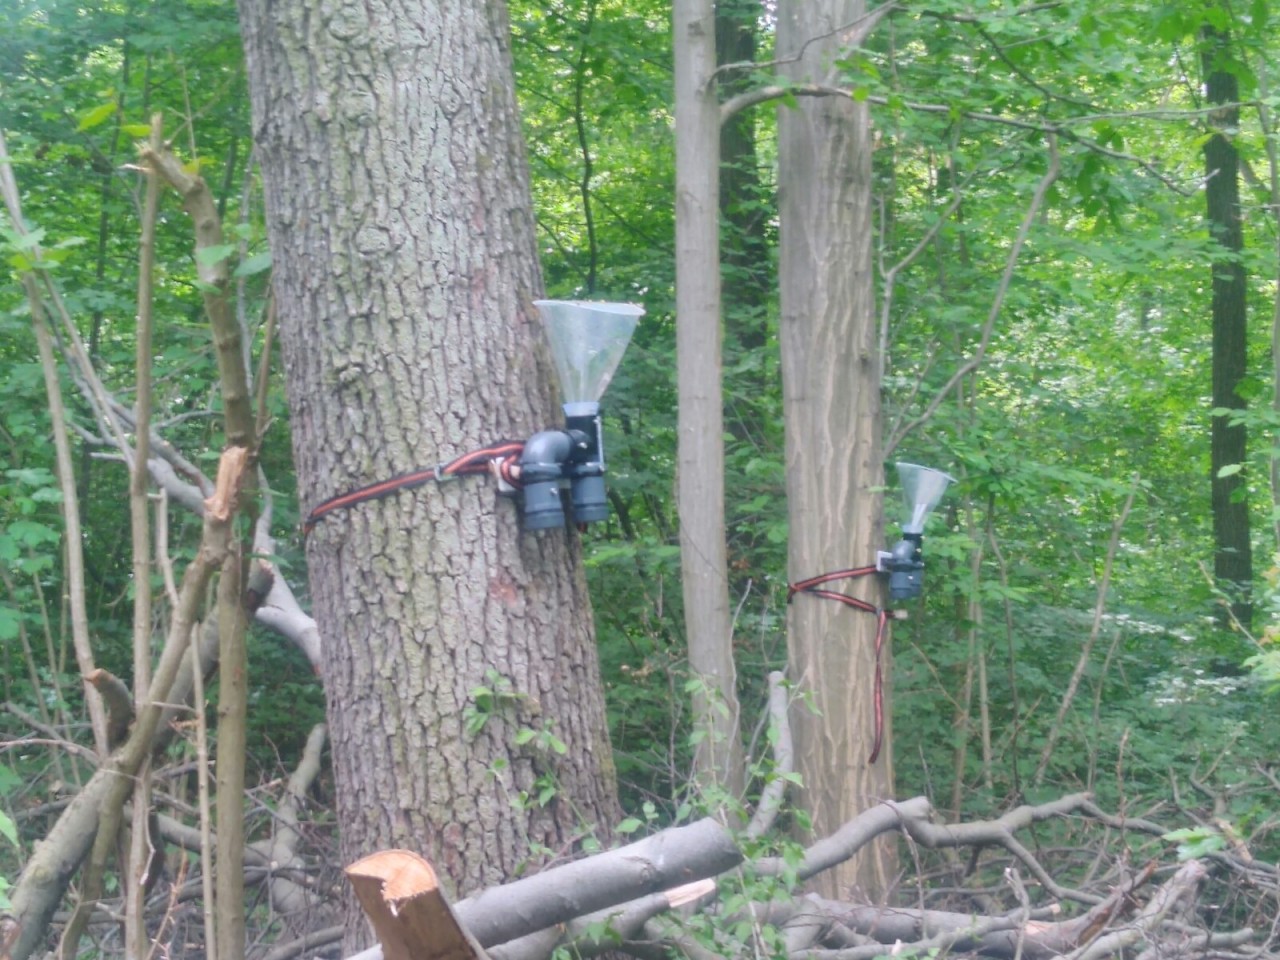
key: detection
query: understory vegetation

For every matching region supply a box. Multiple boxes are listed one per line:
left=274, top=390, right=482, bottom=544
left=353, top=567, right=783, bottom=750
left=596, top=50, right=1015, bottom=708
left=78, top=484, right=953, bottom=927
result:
left=1, top=0, right=1279, bottom=957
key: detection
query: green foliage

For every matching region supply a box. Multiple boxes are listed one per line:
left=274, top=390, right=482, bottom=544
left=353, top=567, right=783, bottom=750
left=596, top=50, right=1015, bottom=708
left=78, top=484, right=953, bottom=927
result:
left=464, top=669, right=528, bottom=737
left=508, top=0, right=1280, bottom=833
left=0, top=0, right=303, bottom=871
left=1245, top=559, right=1280, bottom=690
left=4, top=0, right=1280, bottom=936
left=1163, top=825, right=1228, bottom=861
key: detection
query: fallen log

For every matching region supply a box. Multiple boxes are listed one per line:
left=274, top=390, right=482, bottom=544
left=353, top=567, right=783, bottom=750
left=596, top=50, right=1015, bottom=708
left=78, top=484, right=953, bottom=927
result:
left=349, top=798, right=934, bottom=960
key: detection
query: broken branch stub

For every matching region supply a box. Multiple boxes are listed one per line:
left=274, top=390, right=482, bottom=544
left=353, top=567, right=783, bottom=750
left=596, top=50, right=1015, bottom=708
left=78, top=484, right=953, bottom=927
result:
left=347, top=850, right=489, bottom=960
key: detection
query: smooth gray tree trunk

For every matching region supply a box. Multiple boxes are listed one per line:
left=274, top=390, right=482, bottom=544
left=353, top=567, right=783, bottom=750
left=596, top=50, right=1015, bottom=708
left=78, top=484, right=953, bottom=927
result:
left=237, top=0, right=620, bottom=948
left=674, top=0, right=744, bottom=795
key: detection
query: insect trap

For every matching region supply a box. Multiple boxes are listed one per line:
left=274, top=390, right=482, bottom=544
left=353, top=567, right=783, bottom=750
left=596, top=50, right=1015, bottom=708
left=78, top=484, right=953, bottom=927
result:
left=301, top=299, right=643, bottom=536
left=518, top=300, right=643, bottom=529
left=877, top=462, right=957, bottom=601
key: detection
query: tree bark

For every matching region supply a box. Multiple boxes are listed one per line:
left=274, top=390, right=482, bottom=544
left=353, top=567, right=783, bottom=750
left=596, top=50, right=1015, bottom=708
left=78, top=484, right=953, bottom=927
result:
left=1202, top=21, right=1252, bottom=629
left=236, top=0, right=621, bottom=948
left=776, top=0, right=891, bottom=900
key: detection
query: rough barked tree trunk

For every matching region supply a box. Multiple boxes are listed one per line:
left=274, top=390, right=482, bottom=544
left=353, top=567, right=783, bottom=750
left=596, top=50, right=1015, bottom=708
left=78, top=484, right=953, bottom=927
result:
left=1202, top=22, right=1252, bottom=630
left=776, top=0, right=892, bottom=900
left=237, top=0, right=621, bottom=948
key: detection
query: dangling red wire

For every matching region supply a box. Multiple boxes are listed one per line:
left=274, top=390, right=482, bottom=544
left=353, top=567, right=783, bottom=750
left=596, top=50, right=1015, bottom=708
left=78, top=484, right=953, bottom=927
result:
left=868, top=609, right=889, bottom=764
left=788, top=567, right=892, bottom=765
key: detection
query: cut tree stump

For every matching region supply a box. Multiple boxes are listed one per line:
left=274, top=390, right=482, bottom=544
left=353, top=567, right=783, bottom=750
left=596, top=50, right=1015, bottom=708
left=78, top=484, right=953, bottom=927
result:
left=347, top=850, right=490, bottom=960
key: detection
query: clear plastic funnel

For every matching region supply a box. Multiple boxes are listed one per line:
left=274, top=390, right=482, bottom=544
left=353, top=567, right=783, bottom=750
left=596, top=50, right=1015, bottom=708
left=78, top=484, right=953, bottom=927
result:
left=534, top=300, right=643, bottom=404
left=896, top=462, right=956, bottom=534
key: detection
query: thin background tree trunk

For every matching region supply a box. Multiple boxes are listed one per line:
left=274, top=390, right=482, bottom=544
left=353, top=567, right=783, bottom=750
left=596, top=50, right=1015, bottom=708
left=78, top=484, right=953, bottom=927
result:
left=674, top=0, right=744, bottom=795
left=1202, top=20, right=1252, bottom=629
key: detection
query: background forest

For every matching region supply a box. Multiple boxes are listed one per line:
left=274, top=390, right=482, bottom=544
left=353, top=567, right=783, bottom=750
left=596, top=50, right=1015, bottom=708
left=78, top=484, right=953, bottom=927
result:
left=2, top=0, right=1280, bottom=957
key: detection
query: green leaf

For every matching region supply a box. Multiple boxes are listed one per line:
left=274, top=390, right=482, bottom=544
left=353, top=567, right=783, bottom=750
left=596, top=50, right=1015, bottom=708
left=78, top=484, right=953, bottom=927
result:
left=615, top=817, right=643, bottom=834
left=1251, top=0, right=1269, bottom=29
left=120, top=124, right=153, bottom=138
left=2, top=226, right=45, bottom=251
left=0, top=810, right=16, bottom=847
left=76, top=101, right=117, bottom=131
left=233, top=250, right=273, bottom=278
left=195, top=244, right=237, bottom=266
left=7, top=519, right=58, bottom=547
left=463, top=711, right=487, bottom=737
left=1162, top=826, right=1227, bottom=860
left=1216, top=463, right=1242, bottom=478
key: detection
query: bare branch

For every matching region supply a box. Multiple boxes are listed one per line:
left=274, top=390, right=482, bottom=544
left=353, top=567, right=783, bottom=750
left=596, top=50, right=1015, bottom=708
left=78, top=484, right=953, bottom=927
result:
left=258, top=926, right=346, bottom=960
left=5, top=446, right=250, bottom=960
left=1032, top=482, right=1139, bottom=786
left=142, top=144, right=256, bottom=448
left=746, top=671, right=794, bottom=840
left=1066, top=860, right=1208, bottom=960
left=85, top=669, right=134, bottom=749
left=714, top=2, right=901, bottom=85
left=877, top=160, right=991, bottom=387
left=341, top=793, right=1263, bottom=960
left=0, top=128, right=113, bottom=758
left=720, top=84, right=1208, bottom=195
left=899, top=792, right=1100, bottom=903
left=250, top=723, right=332, bottom=918
left=922, top=1, right=1064, bottom=23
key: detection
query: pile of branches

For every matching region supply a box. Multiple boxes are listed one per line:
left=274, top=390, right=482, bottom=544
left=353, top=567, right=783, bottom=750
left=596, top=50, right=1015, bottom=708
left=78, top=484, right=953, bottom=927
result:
left=332, top=787, right=1279, bottom=960
left=6, top=728, right=1280, bottom=960
left=2, top=716, right=340, bottom=960
left=327, top=678, right=1280, bottom=960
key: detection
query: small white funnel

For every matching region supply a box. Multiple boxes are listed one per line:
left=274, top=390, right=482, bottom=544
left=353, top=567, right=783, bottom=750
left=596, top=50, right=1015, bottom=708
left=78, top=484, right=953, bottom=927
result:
left=533, top=300, right=643, bottom=408
left=896, top=462, right=956, bottom=534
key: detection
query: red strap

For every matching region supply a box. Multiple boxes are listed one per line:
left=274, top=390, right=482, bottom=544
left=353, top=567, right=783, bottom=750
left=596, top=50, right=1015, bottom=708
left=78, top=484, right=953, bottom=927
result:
left=788, top=567, right=889, bottom=765
left=302, top=439, right=525, bottom=535
left=798, top=587, right=879, bottom=616
left=787, top=565, right=878, bottom=601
